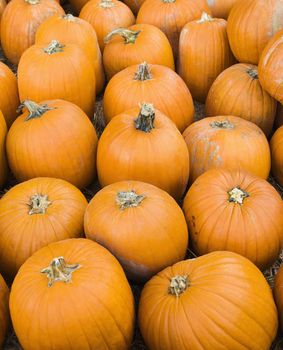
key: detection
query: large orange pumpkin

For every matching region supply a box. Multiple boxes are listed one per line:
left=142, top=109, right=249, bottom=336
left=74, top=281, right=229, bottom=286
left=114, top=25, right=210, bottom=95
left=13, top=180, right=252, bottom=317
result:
left=206, top=0, right=239, bottom=19
left=6, top=100, right=98, bottom=188
left=227, top=0, right=283, bottom=64
left=178, top=12, right=235, bottom=102
left=274, top=265, right=283, bottom=331
left=275, top=104, right=283, bottom=129
left=0, top=111, right=7, bottom=189
left=183, top=115, right=271, bottom=184
left=97, top=103, right=189, bottom=199
left=84, top=180, right=188, bottom=282
left=35, top=14, right=105, bottom=95
left=270, top=125, right=283, bottom=187
left=205, top=63, right=277, bottom=137
left=139, top=251, right=278, bottom=350
left=0, top=0, right=65, bottom=65
left=18, top=40, right=96, bottom=118
left=10, top=238, right=135, bottom=349
left=0, top=274, right=9, bottom=348
left=103, top=24, right=175, bottom=80
left=103, top=62, right=194, bottom=132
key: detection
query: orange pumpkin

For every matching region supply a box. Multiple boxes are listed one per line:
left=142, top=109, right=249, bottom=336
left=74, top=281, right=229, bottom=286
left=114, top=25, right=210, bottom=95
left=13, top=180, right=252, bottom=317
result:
left=79, top=0, right=135, bottom=52
left=103, top=62, right=194, bottom=132
left=1, top=0, right=65, bottom=65
left=18, top=40, right=96, bottom=118
left=0, top=177, right=87, bottom=279
left=0, top=0, right=6, bottom=43
left=10, top=238, right=135, bottom=349
left=275, top=104, right=283, bottom=129
left=0, top=111, right=7, bottom=189
left=227, top=0, right=283, bottom=64
left=270, top=125, right=283, bottom=187
left=139, top=251, right=278, bottom=350
left=178, top=12, right=235, bottom=102
left=103, top=24, right=175, bottom=80
left=0, top=274, right=9, bottom=348
left=97, top=103, right=189, bottom=199
left=183, top=115, right=271, bottom=184
left=35, top=14, right=105, bottom=95
left=274, top=265, right=283, bottom=331
left=84, top=180, right=188, bottom=282
left=206, top=0, right=239, bottom=19
left=6, top=100, right=98, bottom=188
left=123, top=0, right=144, bottom=14
left=205, top=63, right=277, bottom=137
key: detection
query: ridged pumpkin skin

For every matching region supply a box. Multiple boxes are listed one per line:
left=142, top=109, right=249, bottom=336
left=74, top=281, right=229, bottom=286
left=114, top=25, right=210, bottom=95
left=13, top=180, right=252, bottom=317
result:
left=206, top=0, right=239, bottom=19
left=0, top=0, right=65, bottom=65
left=274, top=265, right=283, bottom=331
left=123, top=0, right=144, bottom=14
left=6, top=100, right=98, bottom=189
left=10, top=238, right=135, bottom=350
left=0, top=0, right=6, bottom=43
left=227, top=0, right=283, bottom=64
left=139, top=251, right=278, bottom=350
left=103, top=24, right=175, bottom=80
left=103, top=62, right=194, bottom=132
left=275, top=104, right=283, bottom=129
left=0, top=112, right=7, bottom=189
left=84, top=180, right=188, bottom=282
left=271, top=126, right=283, bottom=186
left=0, top=274, right=9, bottom=348
left=97, top=104, right=189, bottom=200
left=79, top=0, right=135, bottom=52
left=183, top=115, right=271, bottom=184
left=35, top=14, right=105, bottom=95
left=205, top=63, right=277, bottom=137
left=178, top=13, right=235, bottom=102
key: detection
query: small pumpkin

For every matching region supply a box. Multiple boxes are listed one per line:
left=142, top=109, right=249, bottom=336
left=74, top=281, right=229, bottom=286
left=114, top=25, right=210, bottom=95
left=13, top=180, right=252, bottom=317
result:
left=139, top=251, right=278, bottom=350
left=10, top=238, right=135, bottom=349
left=183, top=115, right=271, bottom=183
left=103, top=24, right=175, bottom=80
left=206, top=0, right=239, bottom=19
left=103, top=62, right=194, bottom=132
left=97, top=103, right=189, bottom=199
left=275, top=104, right=283, bottom=130
left=0, top=274, right=9, bottom=349
left=270, top=125, right=283, bottom=187
left=0, top=111, right=7, bottom=189
left=6, top=100, right=98, bottom=188
left=122, top=0, right=144, bottom=14
left=84, top=180, right=188, bottom=282
left=274, top=265, right=283, bottom=331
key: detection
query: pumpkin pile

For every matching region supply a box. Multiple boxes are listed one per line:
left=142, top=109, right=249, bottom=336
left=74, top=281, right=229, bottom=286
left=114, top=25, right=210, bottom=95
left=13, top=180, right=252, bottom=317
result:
left=1, top=0, right=283, bottom=349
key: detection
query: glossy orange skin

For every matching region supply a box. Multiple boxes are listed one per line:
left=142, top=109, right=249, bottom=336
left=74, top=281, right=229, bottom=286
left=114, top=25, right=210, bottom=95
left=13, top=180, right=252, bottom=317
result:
left=123, top=0, right=144, bottom=14
left=227, top=0, right=283, bottom=65
left=0, top=111, right=7, bottom=189
left=84, top=180, right=188, bottom=282
left=103, top=63, right=194, bottom=132
left=1, top=0, right=65, bottom=65
left=0, top=0, right=6, bottom=43
left=205, top=63, right=277, bottom=137
left=206, top=0, right=239, bottom=19
left=97, top=107, right=189, bottom=200
left=6, top=100, right=98, bottom=189
left=0, top=274, right=9, bottom=348
left=183, top=115, right=271, bottom=184
left=79, top=0, right=135, bottom=52
left=178, top=16, right=235, bottom=102
left=274, top=265, right=283, bottom=331
left=10, top=238, right=135, bottom=350
left=103, top=24, right=175, bottom=80
left=35, top=14, right=105, bottom=95
left=139, top=251, right=278, bottom=350
left=271, top=125, right=283, bottom=186
left=275, top=104, right=283, bottom=129
left=18, top=42, right=96, bottom=118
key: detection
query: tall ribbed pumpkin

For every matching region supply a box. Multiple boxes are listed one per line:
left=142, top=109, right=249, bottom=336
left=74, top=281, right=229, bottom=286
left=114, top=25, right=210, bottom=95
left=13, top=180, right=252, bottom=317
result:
left=270, top=125, right=283, bottom=187
left=206, top=0, right=239, bottom=19
left=0, top=111, right=7, bottom=189
left=0, top=274, right=9, bottom=349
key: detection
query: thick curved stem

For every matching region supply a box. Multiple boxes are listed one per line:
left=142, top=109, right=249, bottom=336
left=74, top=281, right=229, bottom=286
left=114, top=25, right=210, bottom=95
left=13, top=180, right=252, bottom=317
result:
left=134, top=62, right=152, bottom=81
left=44, top=40, right=65, bottom=55
left=210, top=120, right=234, bottom=129
left=169, top=275, right=189, bottom=297
left=17, top=100, right=55, bottom=121
left=104, top=28, right=141, bottom=44
left=28, top=194, right=52, bottom=215
left=116, top=191, right=146, bottom=210
left=135, top=103, right=155, bottom=132
left=228, top=187, right=249, bottom=204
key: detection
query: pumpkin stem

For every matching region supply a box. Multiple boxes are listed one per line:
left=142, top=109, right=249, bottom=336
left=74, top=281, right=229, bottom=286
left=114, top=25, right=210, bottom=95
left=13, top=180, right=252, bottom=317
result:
left=18, top=100, right=55, bottom=121
left=44, top=40, right=65, bottom=55
left=41, top=257, right=81, bottom=287
left=247, top=68, right=258, bottom=79
left=162, top=0, right=176, bottom=2
left=197, top=12, right=214, bottom=23
left=28, top=194, right=52, bottom=215
left=134, top=62, right=152, bottom=81
left=210, top=120, right=234, bottom=129
left=169, top=275, right=189, bottom=297
left=63, top=14, right=76, bottom=22
left=228, top=187, right=249, bottom=205
left=116, top=191, right=146, bottom=210
left=135, top=103, right=155, bottom=132
left=104, top=28, right=141, bottom=44
left=25, top=0, right=40, bottom=4
left=99, top=0, right=115, bottom=7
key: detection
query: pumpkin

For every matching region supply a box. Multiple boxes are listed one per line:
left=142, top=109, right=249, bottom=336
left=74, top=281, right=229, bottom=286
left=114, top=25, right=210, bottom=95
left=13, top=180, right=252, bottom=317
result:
left=103, top=24, right=175, bottom=80
left=0, top=111, right=7, bottom=189
left=139, top=251, right=278, bottom=350
left=84, top=180, right=188, bottom=282
left=270, top=125, right=283, bottom=187
left=6, top=100, right=98, bottom=188
left=103, top=62, right=194, bottom=132
left=35, top=14, right=105, bottom=95
left=0, top=0, right=6, bottom=43
left=79, top=0, right=135, bottom=52
left=227, top=0, right=283, bottom=65
left=0, top=0, right=65, bottom=65
left=97, top=103, right=189, bottom=199
left=205, top=63, right=277, bottom=137
left=123, top=0, right=144, bottom=14
left=18, top=40, right=96, bottom=118
left=178, top=12, right=235, bottom=103
left=183, top=115, right=271, bottom=184
left=136, top=0, right=211, bottom=57
left=275, top=104, right=283, bottom=129
left=274, top=265, right=283, bottom=331
left=0, top=274, right=9, bottom=349
left=206, top=0, right=239, bottom=19
left=10, top=238, right=135, bottom=349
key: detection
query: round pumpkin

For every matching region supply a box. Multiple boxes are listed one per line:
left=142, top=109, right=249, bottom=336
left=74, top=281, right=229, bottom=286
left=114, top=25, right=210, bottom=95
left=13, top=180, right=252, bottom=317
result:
left=10, top=238, right=135, bottom=349
left=6, top=100, right=97, bottom=188
left=103, top=23, right=175, bottom=80
left=0, top=111, right=7, bottom=189
left=0, top=0, right=65, bottom=65
left=178, top=12, right=235, bottom=102
left=271, top=125, right=283, bottom=187
left=275, top=104, right=283, bottom=130
left=183, top=115, right=271, bottom=183
left=84, top=180, right=188, bottom=282
left=205, top=63, right=277, bottom=137
left=139, top=251, right=278, bottom=350
left=103, top=62, right=194, bottom=132
left=206, top=0, right=239, bottom=19
left=274, top=265, right=283, bottom=331
left=97, top=103, right=189, bottom=199
left=18, top=40, right=96, bottom=118
left=0, top=274, right=9, bottom=349
left=227, top=0, right=283, bottom=65
left=123, top=0, right=144, bottom=14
